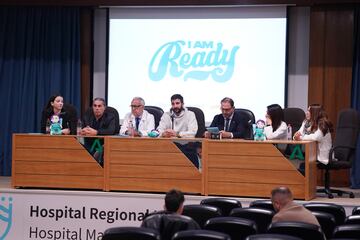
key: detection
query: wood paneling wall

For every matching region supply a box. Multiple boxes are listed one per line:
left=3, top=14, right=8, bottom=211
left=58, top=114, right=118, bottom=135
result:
left=309, top=5, right=354, bottom=186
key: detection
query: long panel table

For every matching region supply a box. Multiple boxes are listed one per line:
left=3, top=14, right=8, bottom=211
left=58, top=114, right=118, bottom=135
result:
left=12, top=134, right=316, bottom=200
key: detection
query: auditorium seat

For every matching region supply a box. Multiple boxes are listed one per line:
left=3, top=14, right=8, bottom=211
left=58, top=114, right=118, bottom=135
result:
left=249, top=200, right=275, bottom=211
left=204, top=216, right=258, bottom=240
left=303, top=203, right=346, bottom=226
left=230, top=207, right=274, bottom=233
left=102, top=226, right=160, bottom=240
left=182, top=204, right=222, bottom=228
left=352, top=206, right=360, bottom=215
left=245, top=233, right=302, bottom=240
left=187, top=106, right=206, bottom=138
left=144, top=105, right=164, bottom=129
left=158, top=214, right=200, bottom=240
left=344, top=215, right=360, bottom=224
left=201, top=197, right=242, bottom=216
left=311, top=211, right=337, bottom=239
left=267, top=221, right=326, bottom=240
left=332, top=224, right=360, bottom=238
left=172, top=229, right=231, bottom=240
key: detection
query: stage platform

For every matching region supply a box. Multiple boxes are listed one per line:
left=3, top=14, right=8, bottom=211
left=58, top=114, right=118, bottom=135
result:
left=1, top=176, right=359, bottom=240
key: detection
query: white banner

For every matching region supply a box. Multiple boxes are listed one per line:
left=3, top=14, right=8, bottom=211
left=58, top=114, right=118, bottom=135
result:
left=0, top=191, right=202, bottom=240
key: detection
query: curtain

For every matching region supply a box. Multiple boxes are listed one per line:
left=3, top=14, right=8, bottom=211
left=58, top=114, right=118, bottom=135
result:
left=351, top=4, right=360, bottom=188
left=0, top=7, right=81, bottom=176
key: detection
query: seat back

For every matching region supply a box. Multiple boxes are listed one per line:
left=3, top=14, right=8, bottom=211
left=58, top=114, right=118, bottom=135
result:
left=249, top=200, right=275, bottom=212
left=63, top=103, right=78, bottom=135
left=245, top=233, right=302, bottom=240
left=105, top=106, right=120, bottom=134
left=283, top=108, right=305, bottom=136
left=159, top=214, right=200, bottom=240
left=230, top=207, right=274, bottom=233
left=332, top=109, right=360, bottom=164
left=267, top=221, right=326, bottom=240
left=144, top=106, right=164, bottom=129
left=352, top=206, right=360, bottom=215
left=235, top=108, right=256, bottom=139
left=303, top=203, right=346, bottom=226
left=182, top=204, right=222, bottom=228
left=201, top=197, right=242, bottom=216
left=311, top=211, right=336, bottom=239
left=332, top=224, right=360, bottom=238
left=172, top=229, right=231, bottom=240
left=204, top=216, right=257, bottom=240
left=102, top=226, right=160, bottom=240
left=187, top=107, right=206, bottom=138
left=345, top=215, right=360, bottom=224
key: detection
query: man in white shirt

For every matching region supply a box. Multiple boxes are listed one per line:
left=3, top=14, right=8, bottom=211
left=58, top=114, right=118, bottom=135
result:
left=120, top=97, right=155, bottom=137
left=157, top=94, right=198, bottom=138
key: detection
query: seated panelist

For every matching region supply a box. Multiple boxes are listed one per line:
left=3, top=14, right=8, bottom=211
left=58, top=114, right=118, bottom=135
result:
left=120, top=97, right=155, bottom=137
left=157, top=94, right=198, bottom=138
left=205, top=97, right=249, bottom=139
left=264, top=104, right=287, bottom=140
left=40, top=94, right=77, bottom=135
left=81, top=98, right=118, bottom=136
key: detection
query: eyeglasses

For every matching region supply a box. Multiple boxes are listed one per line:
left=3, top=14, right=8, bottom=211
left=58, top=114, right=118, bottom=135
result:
left=130, top=105, right=143, bottom=109
left=221, top=107, right=233, bottom=112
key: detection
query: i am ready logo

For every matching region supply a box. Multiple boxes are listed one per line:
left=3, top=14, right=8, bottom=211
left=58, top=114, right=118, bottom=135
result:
left=149, top=41, right=239, bottom=82
left=0, top=196, right=13, bottom=240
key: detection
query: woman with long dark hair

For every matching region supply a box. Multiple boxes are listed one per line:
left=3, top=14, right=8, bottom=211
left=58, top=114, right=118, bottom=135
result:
left=293, top=104, right=333, bottom=164
left=264, top=104, right=287, bottom=140
left=40, top=94, right=77, bottom=135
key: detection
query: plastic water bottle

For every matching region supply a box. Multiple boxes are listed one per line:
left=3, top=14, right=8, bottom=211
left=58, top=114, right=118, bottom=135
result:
left=46, top=119, right=51, bottom=134
left=287, top=124, right=292, bottom=140
left=128, top=120, right=134, bottom=137
left=77, top=119, right=82, bottom=135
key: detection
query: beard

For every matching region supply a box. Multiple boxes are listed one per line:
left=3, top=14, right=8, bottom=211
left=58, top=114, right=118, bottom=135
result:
left=172, top=106, right=184, bottom=115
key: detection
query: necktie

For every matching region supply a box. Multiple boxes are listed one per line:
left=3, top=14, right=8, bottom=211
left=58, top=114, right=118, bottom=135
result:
left=225, top=118, right=230, bottom=131
left=135, top=117, right=140, bottom=131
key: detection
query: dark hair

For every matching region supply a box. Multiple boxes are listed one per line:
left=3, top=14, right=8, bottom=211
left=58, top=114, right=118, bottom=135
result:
left=93, top=97, right=106, bottom=106
left=267, top=104, right=284, bottom=131
left=165, top=189, right=184, bottom=213
left=171, top=94, right=184, bottom=104
left=308, top=104, right=333, bottom=135
left=221, top=97, right=235, bottom=108
left=45, top=94, right=63, bottom=111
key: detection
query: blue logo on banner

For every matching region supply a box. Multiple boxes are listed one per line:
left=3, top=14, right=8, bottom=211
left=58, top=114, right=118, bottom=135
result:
left=149, top=41, right=239, bottom=82
left=0, top=196, right=13, bottom=240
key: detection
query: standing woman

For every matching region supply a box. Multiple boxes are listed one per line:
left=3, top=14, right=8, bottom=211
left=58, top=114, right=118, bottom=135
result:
left=264, top=104, right=288, bottom=140
left=40, top=94, right=77, bottom=135
left=293, top=104, right=333, bottom=165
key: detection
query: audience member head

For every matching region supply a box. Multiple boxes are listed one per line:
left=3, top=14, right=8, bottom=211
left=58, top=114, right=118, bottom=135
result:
left=131, top=97, right=145, bottom=118
left=92, top=97, right=106, bottom=119
left=170, top=94, right=184, bottom=115
left=266, top=104, right=284, bottom=131
left=46, top=94, right=64, bottom=114
left=271, top=186, right=293, bottom=212
left=220, top=97, right=235, bottom=119
left=308, top=104, right=333, bottom=135
left=164, top=189, right=185, bottom=214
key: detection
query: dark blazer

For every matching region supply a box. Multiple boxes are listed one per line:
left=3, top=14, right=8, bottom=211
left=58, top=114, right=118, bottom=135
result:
left=82, top=108, right=118, bottom=135
left=210, top=111, right=251, bottom=139
left=40, top=105, right=77, bottom=135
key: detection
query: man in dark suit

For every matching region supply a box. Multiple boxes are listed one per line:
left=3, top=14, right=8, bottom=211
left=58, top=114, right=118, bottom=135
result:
left=205, top=97, right=250, bottom=139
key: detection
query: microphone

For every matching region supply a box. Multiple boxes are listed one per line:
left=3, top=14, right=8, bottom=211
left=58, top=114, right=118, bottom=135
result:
left=170, top=110, right=175, bottom=130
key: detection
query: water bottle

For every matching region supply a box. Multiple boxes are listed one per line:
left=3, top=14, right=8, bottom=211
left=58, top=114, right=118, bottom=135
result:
left=128, top=120, right=134, bottom=137
left=287, top=124, right=292, bottom=140
left=46, top=119, right=51, bottom=134
left=77, top=119, right=82, bottom=135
